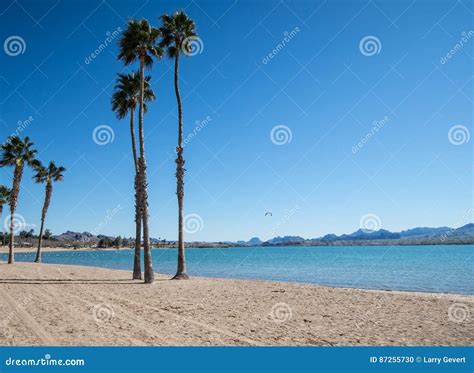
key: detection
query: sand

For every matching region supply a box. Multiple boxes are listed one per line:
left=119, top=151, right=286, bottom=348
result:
left=0, top=262, right=472, bottom=346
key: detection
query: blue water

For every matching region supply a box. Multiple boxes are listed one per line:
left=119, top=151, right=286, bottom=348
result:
left=2, top=245, right=473, bottom=294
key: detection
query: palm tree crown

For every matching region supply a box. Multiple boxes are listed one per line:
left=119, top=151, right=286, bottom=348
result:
left=0, top=185, right=11, bottom=206
left=159, top=11, right=197, bottom=57
left=33, top=161, right=66, bottom=184
left=118, top=19, right=163, bottom=67
left=1, top=136, right=38, bottom=263
left=0, top=136, right=38, bottom=168
left=111, top=72, right=155, bottom=119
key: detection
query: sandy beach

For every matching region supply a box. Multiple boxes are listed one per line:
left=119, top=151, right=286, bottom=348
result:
left=0, top=262, right=472, bottom=346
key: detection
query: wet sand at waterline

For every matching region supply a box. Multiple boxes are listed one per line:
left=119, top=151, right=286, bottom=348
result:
left=0, top=262, right=472, bottom=346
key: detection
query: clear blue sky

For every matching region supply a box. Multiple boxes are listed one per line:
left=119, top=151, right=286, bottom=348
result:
left=0, top=0, right=472, bottom=242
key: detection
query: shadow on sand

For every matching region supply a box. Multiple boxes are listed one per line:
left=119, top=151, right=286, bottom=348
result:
left=0, top=278, right=170, bottom=285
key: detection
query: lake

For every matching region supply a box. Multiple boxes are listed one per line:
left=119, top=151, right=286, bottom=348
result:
left=2, top=245, right=473, bottom=295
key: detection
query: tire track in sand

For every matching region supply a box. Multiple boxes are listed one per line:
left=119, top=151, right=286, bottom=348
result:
left=51, top=266, right=260, bottom=346
left=0, top=288, right=53, bottom=345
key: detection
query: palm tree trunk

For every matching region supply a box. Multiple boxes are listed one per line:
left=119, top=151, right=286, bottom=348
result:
left=8, top=165, right=23, bottom=264
left=133, top=168, right=142, bottom=280
left=130, top=107, right=139, bottom=172
left=139, top=55, right=154, bottom=284
left=130, top=108, right=142, bottom=280
left=35, top=182, right=52, bottom=263
left=173, top=45, right=188, bottom=280
left=0, top=204, right=4, bottom=246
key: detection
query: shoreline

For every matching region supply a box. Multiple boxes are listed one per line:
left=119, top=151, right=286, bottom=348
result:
left=0, top=262, right=472, bottom=346
left=2, top=240, right=473, bottom=255
left=1, top=247, right=473, bottom=297
left=2, top=259, right=474, bottom=299
left=2, top=241, right=474, bottom=254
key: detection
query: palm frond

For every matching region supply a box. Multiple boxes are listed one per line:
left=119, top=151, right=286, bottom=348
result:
left=33, top=161, right=66, bottom=184
left=118, top=19, right=162, bottom=68
left=111, top=71, right=155, bottom=119
left=0, top=136, right=38, bottom=168
left=158, top=11, right=198, bottom=58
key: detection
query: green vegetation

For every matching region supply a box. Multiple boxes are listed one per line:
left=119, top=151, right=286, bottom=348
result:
left=0, top=136, right=38, bottom=263
left=32, top=161, right=66, bottom=263
left=159, top=11, right=198, bottom=280
left=112, top=71, right=155, bottom=280
left=0, top=10, right=200, bottom=285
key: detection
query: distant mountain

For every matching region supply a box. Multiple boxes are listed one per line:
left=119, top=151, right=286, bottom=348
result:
left=317, top=229, right=400, bottom=242
left=54, top=231, right=97, bottom=242
left=339, top=229, right=400, bottom=241
left=399, top=227, right=451, bottom=238
left=320, top=233, right=339, bottom=242
left=247, top=237, right=263, bottom=246
left=53, top=223, right=474, bottom=248
left=443, top=223, right=474, bottom=239
left=259, top=224, right=474, bottom=246
left=265, top=236, right=305, bottom=244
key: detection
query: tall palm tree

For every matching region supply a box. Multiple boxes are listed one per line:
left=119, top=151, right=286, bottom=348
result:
left=118, top=19, right=162, bottom=284
left=112, top=71, right=155, bottom=280
left=0, top=185, right=11, bottom=246
left=32, top=161, right=65, bottom=263
left=159, top=11, right=198, bottom=279
left=0, top=136, right=38, bottom=263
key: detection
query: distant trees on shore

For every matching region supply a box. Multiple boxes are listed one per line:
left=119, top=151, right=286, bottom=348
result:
left=0, top=136, right=65, bottom=263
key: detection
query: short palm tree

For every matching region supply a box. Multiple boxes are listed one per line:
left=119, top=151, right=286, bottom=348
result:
left=0, top=185, right=11, bottom=246
left=118, top=19, right=163, bottom=284
left=0, top=136, right=38, bottom=263
left=33, top=161, right=65, bottom=263
left=159, top=10, right=198, bottom=279
left=112, top=71, right=155, bottom=280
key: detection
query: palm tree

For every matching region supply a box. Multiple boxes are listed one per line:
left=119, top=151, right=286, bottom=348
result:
left=0, top=136, right=38, bottom=263
left=118, top=19, right=162, bottom=284
left=159, top=11, right=198, bottom=279
left=0, top=185, right=11, bottom=246
left=33, top=161, right=65, bottom=263
left=112, top=71, right=155, bottom=280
